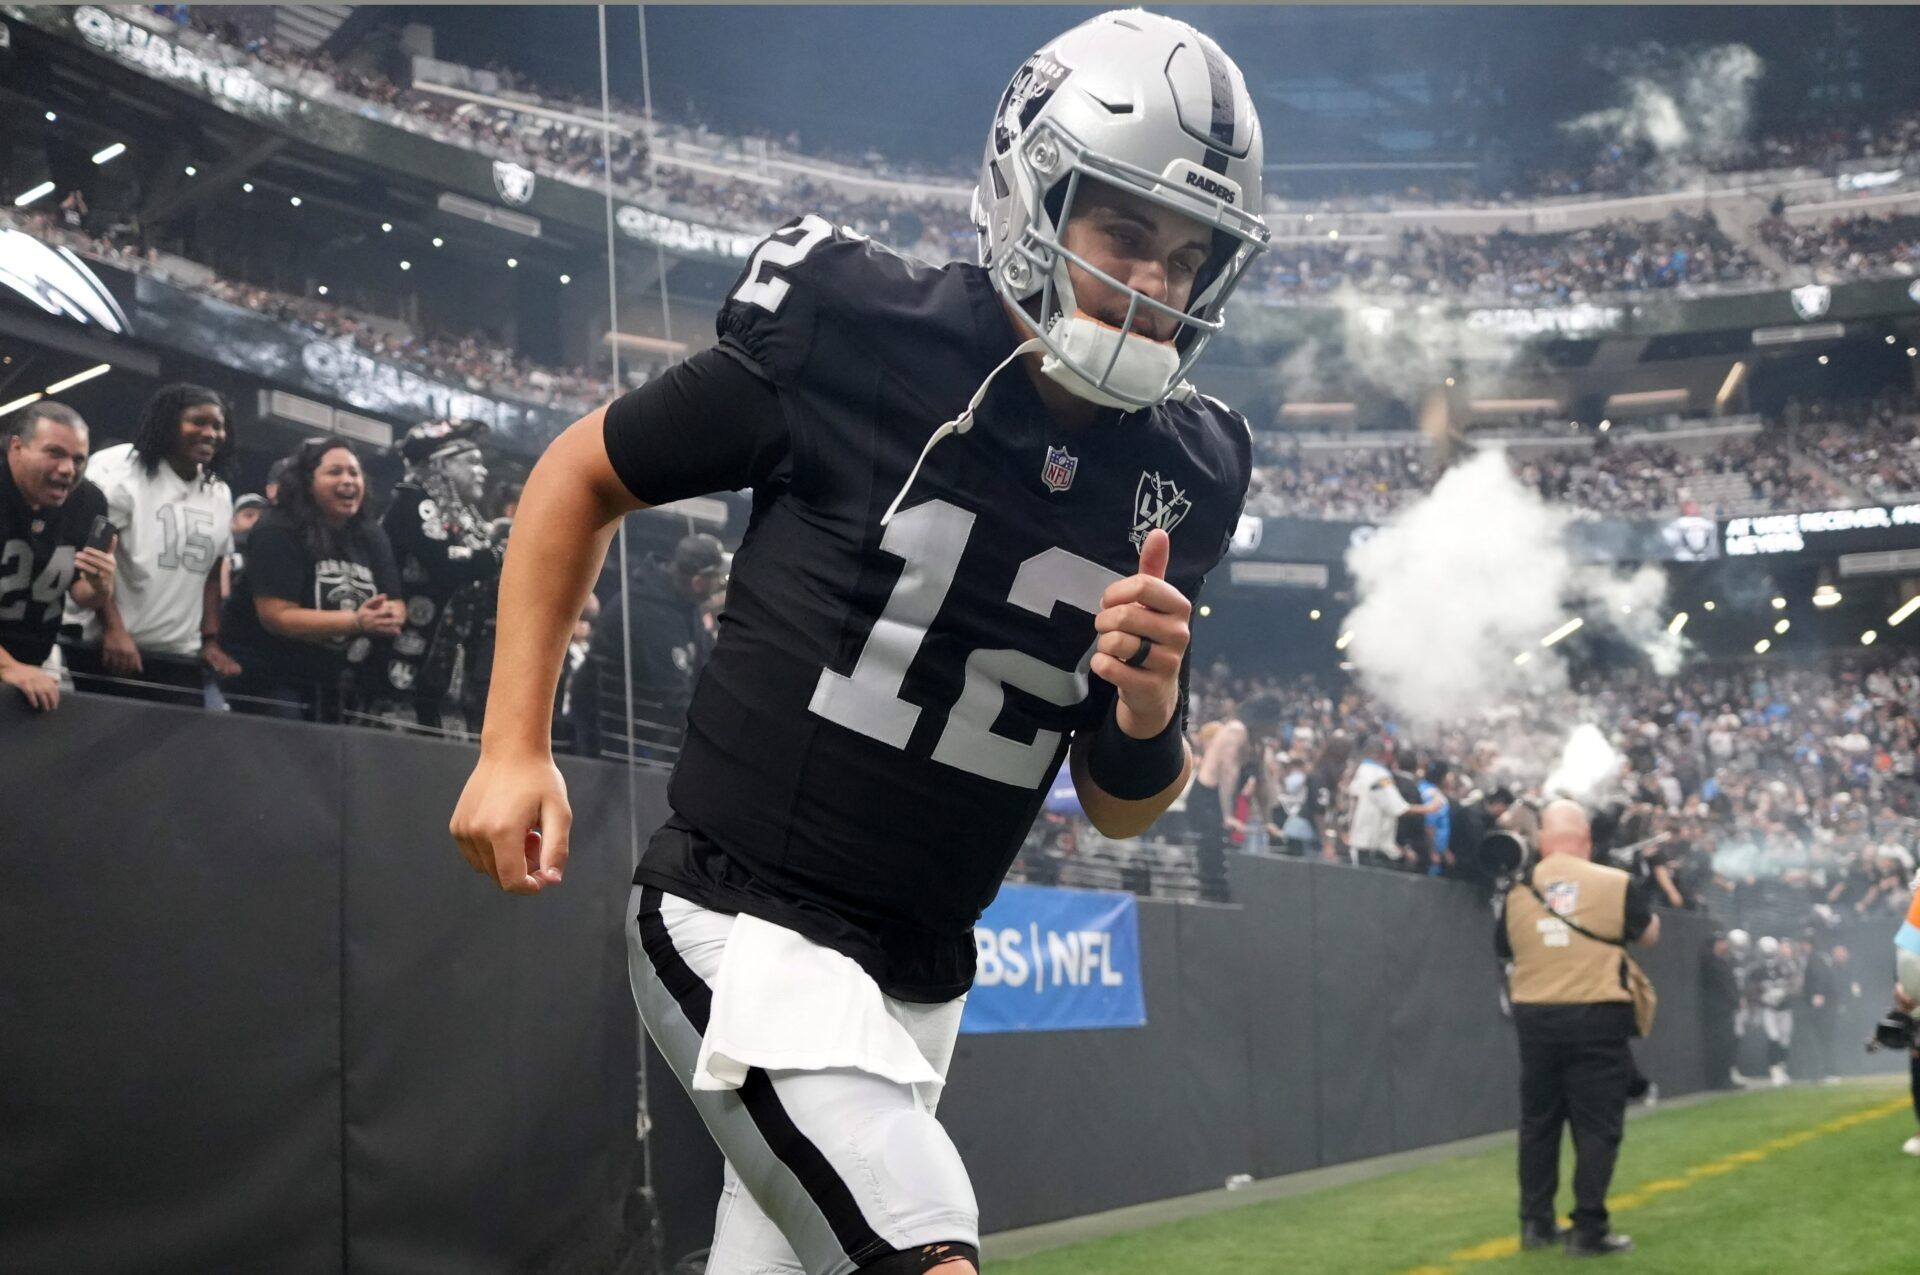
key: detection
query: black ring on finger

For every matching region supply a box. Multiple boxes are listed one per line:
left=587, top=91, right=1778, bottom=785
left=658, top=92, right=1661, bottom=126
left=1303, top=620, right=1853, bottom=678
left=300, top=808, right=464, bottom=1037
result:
left=1124, top=635, right=1154, bottom=669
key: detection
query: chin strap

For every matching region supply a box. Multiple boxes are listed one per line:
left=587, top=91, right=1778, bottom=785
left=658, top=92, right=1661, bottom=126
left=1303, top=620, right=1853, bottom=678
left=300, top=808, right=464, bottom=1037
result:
left=880, top=337, right=1045, bottom=528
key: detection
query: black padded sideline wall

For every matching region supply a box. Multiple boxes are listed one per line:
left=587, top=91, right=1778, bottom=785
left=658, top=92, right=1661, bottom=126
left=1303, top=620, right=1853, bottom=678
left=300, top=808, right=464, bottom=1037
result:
left=944, top=857, right=1905, bottom=1235
left=6, top=696, right=1908, bottom=1266
left=0, top=695, right=639, bottom=1275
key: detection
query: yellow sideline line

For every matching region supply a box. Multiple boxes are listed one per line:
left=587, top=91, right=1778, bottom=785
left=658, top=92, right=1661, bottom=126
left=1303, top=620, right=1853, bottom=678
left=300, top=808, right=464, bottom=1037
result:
left=1398, top=1094, right=1910, bottom=1275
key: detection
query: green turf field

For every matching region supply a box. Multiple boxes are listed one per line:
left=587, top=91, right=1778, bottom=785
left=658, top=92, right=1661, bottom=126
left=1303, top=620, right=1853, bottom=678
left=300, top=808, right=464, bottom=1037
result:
left=991, top=1079, right=1917, bottom=1274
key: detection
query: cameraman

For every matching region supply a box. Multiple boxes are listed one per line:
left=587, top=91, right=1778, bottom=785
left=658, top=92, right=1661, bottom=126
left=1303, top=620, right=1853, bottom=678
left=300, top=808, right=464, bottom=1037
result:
left=1497, top=800, right=1659, bottom=1257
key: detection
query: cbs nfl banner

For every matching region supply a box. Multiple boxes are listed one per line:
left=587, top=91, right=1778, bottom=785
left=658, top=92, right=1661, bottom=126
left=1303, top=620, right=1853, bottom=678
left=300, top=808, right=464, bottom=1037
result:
left=961, top=884, right=1146, bottom=1034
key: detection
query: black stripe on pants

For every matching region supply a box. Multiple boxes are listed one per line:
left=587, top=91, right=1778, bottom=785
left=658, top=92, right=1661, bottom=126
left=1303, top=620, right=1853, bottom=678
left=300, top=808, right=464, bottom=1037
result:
left=635, top=887, right=897, bottom=1269
left=1518, top=1033, right=1632, bottom=1237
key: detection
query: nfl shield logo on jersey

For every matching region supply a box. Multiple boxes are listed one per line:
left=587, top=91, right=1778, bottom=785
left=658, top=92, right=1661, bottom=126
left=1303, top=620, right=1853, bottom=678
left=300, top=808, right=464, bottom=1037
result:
left=1041, top=445, right=1078, bottom=493
left=1130, top=471, right=1192, bottom=548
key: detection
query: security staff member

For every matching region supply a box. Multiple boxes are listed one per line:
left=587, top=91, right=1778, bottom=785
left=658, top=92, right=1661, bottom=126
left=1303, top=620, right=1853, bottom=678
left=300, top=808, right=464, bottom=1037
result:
left=1497, top=800, right=1660, bottom=1257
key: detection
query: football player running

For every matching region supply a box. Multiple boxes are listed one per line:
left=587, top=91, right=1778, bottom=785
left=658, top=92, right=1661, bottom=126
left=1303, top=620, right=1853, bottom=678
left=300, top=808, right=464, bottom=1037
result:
left=450, top=11, right=1268, bottom=1273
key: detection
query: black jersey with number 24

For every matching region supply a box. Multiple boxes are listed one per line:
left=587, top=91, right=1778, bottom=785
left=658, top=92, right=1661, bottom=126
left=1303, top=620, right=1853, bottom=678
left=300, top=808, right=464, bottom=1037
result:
left=604, top=215, right=1251, bottom=1002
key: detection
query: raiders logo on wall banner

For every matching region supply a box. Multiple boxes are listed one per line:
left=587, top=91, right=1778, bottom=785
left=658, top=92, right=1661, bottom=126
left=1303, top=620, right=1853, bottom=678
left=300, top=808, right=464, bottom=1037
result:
left=492, top=160, right=536, bottom=206
left=1790, top=284, right=1831, bottom=321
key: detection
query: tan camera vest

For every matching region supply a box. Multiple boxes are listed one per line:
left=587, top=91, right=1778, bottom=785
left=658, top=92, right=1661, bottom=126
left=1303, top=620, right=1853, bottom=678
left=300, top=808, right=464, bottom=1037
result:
left=1505, top=854, right=1633, bottom=1006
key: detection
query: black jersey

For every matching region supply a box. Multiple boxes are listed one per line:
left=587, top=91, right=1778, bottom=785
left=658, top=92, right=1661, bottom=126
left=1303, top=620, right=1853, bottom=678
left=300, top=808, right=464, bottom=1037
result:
left=610, top=215, right=1251, bottom=1001
left=379, top=480, right=503, bottom=700
left=0, top=462, right=107, bottom=666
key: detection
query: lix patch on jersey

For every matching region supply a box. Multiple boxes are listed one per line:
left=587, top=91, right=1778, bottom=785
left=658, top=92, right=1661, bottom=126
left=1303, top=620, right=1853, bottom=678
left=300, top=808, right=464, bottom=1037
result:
left=1130, top=470, right=1192, bottom=548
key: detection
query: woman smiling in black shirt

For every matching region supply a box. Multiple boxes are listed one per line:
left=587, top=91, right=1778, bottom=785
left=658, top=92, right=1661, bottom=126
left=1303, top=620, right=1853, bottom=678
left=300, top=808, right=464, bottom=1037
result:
left=222, top=438, right=404, bottom=720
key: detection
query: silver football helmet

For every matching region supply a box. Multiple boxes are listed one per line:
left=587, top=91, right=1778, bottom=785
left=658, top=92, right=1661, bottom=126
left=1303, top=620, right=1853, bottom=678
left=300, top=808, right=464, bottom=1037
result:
left=974, top=9, right=1269, bottom=409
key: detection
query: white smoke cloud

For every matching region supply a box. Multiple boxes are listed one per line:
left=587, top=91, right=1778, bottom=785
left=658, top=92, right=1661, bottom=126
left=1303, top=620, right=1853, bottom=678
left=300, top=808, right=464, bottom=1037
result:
left=1543, top=724, right=1624, bottom=805
left=1246, top=285, right=1533, bottom=412
left=1344, top=451, right=1574, bottom=730
left=1563, top=43, right=1765, bottom=185
left=1342, top=450, right=1692, bottom=794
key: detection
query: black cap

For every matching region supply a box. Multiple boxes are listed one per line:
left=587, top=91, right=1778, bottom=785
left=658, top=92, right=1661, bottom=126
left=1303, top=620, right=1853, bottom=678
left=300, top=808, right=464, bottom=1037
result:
left=672, top=533, right=726, bottom=578
left=401, top=417, right=489, bottom=465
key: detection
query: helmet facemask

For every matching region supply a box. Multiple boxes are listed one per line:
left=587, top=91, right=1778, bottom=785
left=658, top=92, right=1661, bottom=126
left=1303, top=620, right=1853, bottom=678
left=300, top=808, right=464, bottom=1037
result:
left=996, top=122, right=1267, bottom=410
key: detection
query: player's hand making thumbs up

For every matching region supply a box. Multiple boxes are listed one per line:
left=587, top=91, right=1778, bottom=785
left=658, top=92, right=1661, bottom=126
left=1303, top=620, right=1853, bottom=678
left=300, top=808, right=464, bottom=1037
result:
left=1090, top=527, right=1190, bottom=740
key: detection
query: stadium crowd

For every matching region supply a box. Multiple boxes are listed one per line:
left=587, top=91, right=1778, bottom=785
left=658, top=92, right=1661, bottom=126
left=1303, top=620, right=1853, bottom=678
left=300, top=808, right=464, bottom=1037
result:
left=1521, top=106, right=1920, bottom=200
left=1256, top=212, right=1772, bottom=304
left=1, top=206, right=618, bottom=418
left=170, top=4, right=1920, bottom=297
left=1179, top=652, right=1920, bottom=944
left=177, top=8, right=976, bottom=262
left=1800, top=398, right=1920, bottom=503
left=1244, top=423, right=1855, bottom=523
left=1759, top=211, right=1920, bottom=282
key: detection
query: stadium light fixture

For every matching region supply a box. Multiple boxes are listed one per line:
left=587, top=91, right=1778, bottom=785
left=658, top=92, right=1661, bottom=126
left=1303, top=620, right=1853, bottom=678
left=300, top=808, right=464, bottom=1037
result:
left=1889, top=335, right=1899, bottom=345
left=432, top=237, right=444, bottom=248
left=1328, top=230, right=1339, bottom=241
left=1335, top=631, right=1353, bottom=651
left=183, top=165, right=196, bottom=177
left=43, top=111, right=55, bottom=122
left=506, top=257, right=518, bottom=269
left=559, top=273, right=572, bottom=285
left=1771, top=596, right=1786, bottom=609
left=1818, top=355, right=1830, bottom=366
left=44, top=363, right=110, bottom=393
left=1444, top=377, right=1455, bottom=387
left=1704, top=600, right=1716, bottom=612
left=381, top=222, right=393, bottom=233
left=242, top=182, right=254, bottom=193
left=13, top=181, right=55, bottom=208
left=1668, top=612, right=1688, bottom=635
left=0, top=391, right=45, bottom=417
left=91, top=142, right=126, bottom=165
left=317, top=285, right=328, bottom=296
left=289, top=195, right=302, bottom=207
left=1540, top=617, right=1583, bottom=647
left=1198, top=605, right=1211, bottom=618
left=1813, top=586, right=1841, bottom=608
left=1754, top=639, right=1771, bottom=654
left=1774, top=619, right=1790, bottom=635
left=1514, top=651, right=1532, bottom=666
left=399, top=260, right=411, bottom=271
left=1309, top=609, right=1322, bottom=621
left=1889, top=596, right=1920, bottom=627
left=1715, top=361, right=1748, bottom=412
left=1863, top=630, right=1879, bottom=646
left=1909, top=348, right=1918, bottom=359
left=1599, top=420, right=1612, bottom=432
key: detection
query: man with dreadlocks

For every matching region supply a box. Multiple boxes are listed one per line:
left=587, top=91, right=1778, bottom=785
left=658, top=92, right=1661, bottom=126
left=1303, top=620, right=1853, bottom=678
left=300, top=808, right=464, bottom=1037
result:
left=377, top=418, right=505, bottom=732
left=64, top=383, right=241, bottom=704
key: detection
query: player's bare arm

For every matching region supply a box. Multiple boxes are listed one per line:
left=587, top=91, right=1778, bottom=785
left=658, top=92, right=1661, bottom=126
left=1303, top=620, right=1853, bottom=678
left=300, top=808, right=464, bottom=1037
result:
left=448, top=406, right=649, bottom=895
